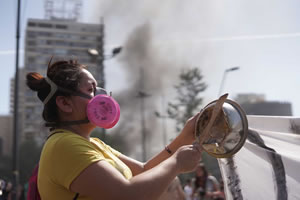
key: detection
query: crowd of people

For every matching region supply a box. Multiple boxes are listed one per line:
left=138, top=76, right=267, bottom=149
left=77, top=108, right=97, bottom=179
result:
left=0, top=180, right=28, bottom=200
left=0, top=179, right=11, bottom=200
left=159, top=163, right=225, bottom=200
left=183, top=164, right=225, bottom=200
left=0, top=180, right=14, bottom=200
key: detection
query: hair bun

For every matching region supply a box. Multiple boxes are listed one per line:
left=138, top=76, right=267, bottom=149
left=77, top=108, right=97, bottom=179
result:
left=26, top=72, right=45, bottom=91
left=26, top=72, right=50, bottom=102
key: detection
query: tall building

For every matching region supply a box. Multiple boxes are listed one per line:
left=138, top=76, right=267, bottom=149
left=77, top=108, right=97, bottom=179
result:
left=0, top=115, right=13, bottom=157
left=9, top=68, right=26, bottom=148
left=20, top=18, right=104, bottom=142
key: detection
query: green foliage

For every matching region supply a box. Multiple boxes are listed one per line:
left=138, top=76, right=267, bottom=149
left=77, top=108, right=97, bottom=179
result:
left=167, top=67, right=207, bottom=132
left=167, top=67, right=222, bottom=184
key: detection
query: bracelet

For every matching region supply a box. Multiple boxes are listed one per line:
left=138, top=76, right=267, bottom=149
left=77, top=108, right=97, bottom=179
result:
left=165, top=146, right=172, bottom=154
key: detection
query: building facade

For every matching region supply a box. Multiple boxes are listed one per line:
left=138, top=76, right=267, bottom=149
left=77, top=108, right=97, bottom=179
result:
left=235, top=94, right=293, bottom=116
left=0, top=115, right=13, bottom=157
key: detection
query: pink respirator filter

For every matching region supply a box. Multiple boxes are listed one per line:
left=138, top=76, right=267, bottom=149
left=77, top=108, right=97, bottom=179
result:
left=86, top=94, right=120, bottom=129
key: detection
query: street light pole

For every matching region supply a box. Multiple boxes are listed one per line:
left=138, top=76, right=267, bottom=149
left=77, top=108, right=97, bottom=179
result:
left=218, top=66, right=240, bottom=96
left=139, top=90, right=147, bottom=162
left=87, top=19, right=122, bottom=140
left=87, top=45, right=122, bottom=88
left=12, top=0, right=21, bottom=199
left=137, top=67, right=151, bottom=162
left=98, top=20, right=105, bottom=88
left=154, top=95, right=168, bottom=147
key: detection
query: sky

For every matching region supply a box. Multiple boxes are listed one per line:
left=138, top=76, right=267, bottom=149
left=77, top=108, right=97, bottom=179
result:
left=1, top=0, right=300, bottom=117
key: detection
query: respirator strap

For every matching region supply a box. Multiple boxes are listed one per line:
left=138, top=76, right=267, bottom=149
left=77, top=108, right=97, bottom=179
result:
left=45, top=118, right=90, bottom=127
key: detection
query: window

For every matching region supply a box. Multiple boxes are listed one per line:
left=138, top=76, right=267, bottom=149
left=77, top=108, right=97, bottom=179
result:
left=55, top=33, right=67, bottom=39
left=27, top=47, right=36, bottom=52
left=27, top=31, right=36, bottom=38
left=26, top=63, right=36, bottom=70
left=28, top=22, right=36, bottom=27
left=46, top=40, right=53, bottom=45
left=38, top=32, right=52, bottom=37
left=56, top=24, right=67, bottom=29
left=28, top=57, right=36, bottom=63
left=38, top=40, right=47, bottom=45
left=38, top=23, right=52, bottom=28
left=54, top=48, right=67, bottom=55
left=55, top=40, right=69, bottom=46
left=27, top=40, right=36, bottom=46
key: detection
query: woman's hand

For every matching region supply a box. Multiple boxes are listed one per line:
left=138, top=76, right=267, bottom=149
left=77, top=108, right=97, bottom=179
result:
left=172, top=142, right=202, bottom=173
left=179, top=112, right=201, bottom=144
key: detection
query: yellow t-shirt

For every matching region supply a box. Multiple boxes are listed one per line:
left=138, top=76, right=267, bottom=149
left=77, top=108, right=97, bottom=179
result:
left=38, top=129, right=132, bottom=200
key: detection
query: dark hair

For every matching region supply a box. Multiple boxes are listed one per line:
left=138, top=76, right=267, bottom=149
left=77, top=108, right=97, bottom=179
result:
left=194, top=165, right=208, bottom=191
left=26, top=58, right=86, bottom=126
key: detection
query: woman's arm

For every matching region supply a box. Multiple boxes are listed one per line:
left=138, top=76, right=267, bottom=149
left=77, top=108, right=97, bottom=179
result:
left=70, top=144, right=202, bottom=200
left=119, top=113, right=200, bottom=176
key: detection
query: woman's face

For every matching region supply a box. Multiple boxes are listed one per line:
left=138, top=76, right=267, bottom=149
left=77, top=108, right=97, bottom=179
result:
left=195, top=166, right=205, bottom=177
left=69, top=69, right=97, bottom=123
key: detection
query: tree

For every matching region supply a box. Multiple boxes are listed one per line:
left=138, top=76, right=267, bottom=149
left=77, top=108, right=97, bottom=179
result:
left=167, top=67, right=207, bottom=132
left=165, top=67, right=222, bottom=183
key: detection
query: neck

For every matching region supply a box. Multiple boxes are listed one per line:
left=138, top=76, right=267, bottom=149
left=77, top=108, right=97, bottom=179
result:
left=61, top=124, right=95, bottom=140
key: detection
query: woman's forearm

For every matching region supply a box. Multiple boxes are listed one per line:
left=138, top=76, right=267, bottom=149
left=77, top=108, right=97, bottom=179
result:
left=121, top=113, right=199, bottom=175
left=143, top=132, right=191, bottom=171
left=124, top=156, right=180, bottom=200
left=119, top=133, right=188, bottom=175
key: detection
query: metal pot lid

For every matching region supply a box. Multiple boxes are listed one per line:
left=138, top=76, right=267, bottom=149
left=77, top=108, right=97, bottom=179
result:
left=195, top=98, right=248, bottom=158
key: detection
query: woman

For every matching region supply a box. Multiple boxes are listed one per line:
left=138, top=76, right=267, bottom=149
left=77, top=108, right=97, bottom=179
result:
left=193, top=164, right=222, bottom=200
left=26, top=58, right=202, bottom=200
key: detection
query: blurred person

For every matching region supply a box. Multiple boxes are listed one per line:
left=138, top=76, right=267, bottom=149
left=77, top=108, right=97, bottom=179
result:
left=214, top=179, right=225, bottom=200
left=26, top=58, right=203, bottom=200
left=0, top=179, right=4, bottom=200
left=184, top=178, right=193, bottom=200
left=158, top=176, right=186, bottom=200
left=192, top=164, right=223, bottom=200
left=22, top=182, right=28, bottom=200
left=17, top=184, right=25, bottom=200
left=2, top=181, right=12, bottom=200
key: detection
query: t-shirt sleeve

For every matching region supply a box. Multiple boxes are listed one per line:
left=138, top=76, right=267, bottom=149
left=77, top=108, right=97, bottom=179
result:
left=92, top=137, right=121, bottom=157
left=52, top=135, right=105, bottom=190
left=103, top=142, right=121, bottom=157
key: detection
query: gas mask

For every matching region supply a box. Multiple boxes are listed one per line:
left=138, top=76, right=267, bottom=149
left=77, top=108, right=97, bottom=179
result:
left=86, top=88, right=120, bottom=129
left=44, top=77, right=120, bottom=129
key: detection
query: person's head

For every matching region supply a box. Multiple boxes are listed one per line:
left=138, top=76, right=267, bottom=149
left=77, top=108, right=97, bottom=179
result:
left=186, top=179, right=191, bottom=185
left=195, top=163, right=208, bottom=178
left=0, top=179, right=5, bottom=190
left=194, top=163, right=208, bottom=190
left=26, top=58, right=98, bottom=129
left=6, top=181, right=12, bottom=191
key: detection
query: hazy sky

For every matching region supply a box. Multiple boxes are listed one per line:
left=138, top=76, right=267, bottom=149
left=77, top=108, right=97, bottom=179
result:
left=1, top=0, right=300, bottom=116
